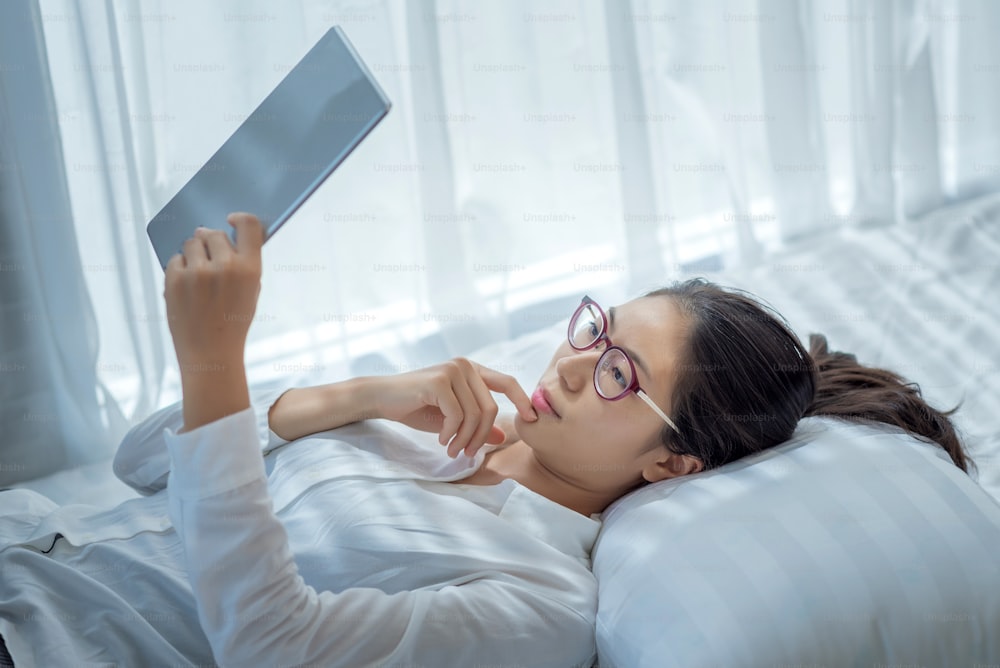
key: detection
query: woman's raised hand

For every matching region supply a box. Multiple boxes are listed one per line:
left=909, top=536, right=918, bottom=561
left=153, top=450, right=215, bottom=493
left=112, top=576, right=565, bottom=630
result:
left=371, top=358, right=538, bottom=459
left=164, top=213, right=264, bottom=370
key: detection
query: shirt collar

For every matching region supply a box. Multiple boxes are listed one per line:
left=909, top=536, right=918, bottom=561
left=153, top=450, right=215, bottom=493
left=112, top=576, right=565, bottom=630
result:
left=495, top=479, right=603, bottom=565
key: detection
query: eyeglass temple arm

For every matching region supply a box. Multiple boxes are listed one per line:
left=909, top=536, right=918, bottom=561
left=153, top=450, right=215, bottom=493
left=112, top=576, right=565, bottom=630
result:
left=635, top=389, right=680, bottom=433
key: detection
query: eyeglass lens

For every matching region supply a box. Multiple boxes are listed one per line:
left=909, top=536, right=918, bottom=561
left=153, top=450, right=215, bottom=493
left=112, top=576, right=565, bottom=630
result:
left=569, top=303, right=604, bottom=348
left=570, top=302, right=634, bottom=400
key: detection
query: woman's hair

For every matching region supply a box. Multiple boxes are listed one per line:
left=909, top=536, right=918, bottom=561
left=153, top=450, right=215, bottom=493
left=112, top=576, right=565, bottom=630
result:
left=641, top=277, right=973, bottom=477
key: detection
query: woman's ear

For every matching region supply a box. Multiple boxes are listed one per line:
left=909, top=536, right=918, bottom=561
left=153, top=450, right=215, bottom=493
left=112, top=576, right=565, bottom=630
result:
left=642, top=453, right=704, bottom=484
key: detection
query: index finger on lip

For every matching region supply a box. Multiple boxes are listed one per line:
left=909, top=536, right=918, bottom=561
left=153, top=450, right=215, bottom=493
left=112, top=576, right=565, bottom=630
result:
left=476, top=366, right=538, bottom=421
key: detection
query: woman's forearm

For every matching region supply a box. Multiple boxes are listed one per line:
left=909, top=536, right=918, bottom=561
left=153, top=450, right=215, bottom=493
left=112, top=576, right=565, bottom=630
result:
left=267, top=377, right=380, bottom=442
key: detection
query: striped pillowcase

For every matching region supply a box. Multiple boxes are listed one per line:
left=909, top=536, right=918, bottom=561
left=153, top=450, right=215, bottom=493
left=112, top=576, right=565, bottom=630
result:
left=593, top=416, right=1000, bottom=667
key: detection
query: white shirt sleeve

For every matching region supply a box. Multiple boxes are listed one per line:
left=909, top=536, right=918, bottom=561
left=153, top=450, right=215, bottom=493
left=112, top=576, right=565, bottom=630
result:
left=112, top=383, right=292, bottom=496
left=164, top=406, right=597, bottom=668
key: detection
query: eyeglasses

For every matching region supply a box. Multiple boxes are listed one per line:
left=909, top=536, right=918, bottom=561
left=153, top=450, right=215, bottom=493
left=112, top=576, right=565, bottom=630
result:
left=568, top=295, right=680, bottom=433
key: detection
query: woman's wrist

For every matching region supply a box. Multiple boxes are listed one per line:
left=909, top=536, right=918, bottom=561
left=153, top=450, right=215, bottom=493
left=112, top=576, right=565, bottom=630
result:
left=178, top=359, right=250, bottom=434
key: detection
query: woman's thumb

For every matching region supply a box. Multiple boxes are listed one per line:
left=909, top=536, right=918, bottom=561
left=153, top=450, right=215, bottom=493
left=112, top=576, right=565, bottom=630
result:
left=486, top=425, right=506, bottom=445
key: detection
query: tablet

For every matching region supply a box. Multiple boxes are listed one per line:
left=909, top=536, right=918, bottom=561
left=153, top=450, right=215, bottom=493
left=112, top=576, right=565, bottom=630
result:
left=146, top=26, right=391, bottom=270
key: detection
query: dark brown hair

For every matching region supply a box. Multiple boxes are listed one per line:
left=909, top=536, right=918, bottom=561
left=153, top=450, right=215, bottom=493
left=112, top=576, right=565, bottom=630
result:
left=642, top=277, right=973, bottom=475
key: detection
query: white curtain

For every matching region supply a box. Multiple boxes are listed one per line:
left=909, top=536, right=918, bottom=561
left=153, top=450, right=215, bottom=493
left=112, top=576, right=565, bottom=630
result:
left=0, top=0, right=123, bottom=485
left=3, top=0, right=999, bottom=485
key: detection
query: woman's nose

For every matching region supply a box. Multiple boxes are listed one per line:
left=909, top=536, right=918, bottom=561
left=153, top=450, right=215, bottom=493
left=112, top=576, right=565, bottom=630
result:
left=556, top=350, right=601, bottom=393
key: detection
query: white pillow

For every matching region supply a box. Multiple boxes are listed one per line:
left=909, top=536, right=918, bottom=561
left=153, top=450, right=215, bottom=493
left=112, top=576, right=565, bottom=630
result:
left=592, top=416, right=1000, bottom=666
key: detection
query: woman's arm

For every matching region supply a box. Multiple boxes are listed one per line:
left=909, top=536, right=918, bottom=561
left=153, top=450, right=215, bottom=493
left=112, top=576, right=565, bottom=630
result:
left=266, top=376, right=379, bottom=442
left=269, top=377, right=526, bottom=447
left=115, top=373, right=526, bottom=497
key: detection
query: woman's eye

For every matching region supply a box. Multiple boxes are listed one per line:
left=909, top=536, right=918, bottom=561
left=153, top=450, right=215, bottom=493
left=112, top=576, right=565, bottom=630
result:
left=613, top=366, right=627, bottom=388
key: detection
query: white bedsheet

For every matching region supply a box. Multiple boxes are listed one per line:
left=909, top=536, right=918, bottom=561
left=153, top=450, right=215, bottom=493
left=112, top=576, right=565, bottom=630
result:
left=13, top=193, right=1000, bottom=509
left=701, top=195, right=1000, bottom=504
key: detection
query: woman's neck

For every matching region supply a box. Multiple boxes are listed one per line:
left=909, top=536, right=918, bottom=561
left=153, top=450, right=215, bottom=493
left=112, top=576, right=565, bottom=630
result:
left=480, top=440, right=609, bottom=518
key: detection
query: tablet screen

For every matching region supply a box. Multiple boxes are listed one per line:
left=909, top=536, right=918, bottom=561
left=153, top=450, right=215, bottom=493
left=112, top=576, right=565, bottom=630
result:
left=146, top=26, right=391, bottom=270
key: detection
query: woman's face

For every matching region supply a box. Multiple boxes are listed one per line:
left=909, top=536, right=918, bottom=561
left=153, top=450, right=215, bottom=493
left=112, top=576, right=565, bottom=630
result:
left=514, top=295, right=699, bottom=499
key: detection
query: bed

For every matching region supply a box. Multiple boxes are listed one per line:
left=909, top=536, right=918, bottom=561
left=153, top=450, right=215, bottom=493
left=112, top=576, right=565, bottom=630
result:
left=11, top=191, right=1000, bottom=665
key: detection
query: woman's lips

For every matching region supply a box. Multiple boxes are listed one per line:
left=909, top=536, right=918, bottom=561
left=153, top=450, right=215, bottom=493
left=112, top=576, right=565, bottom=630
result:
left=531, top=388, right=561, bottom=418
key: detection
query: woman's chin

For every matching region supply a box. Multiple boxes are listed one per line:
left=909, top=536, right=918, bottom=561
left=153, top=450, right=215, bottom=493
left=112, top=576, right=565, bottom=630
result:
left=513, top=412, right=551, bottom=444
left=513, top=412, right=537, bottom=436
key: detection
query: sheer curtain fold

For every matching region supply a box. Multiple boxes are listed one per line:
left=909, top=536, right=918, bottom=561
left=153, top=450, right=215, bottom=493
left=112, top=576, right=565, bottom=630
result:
left=402, top=0, right=489, bottom=356
left=69, top=0, right=166, bottom=425
left=603, top=0, right=674, bottom=295
left=759, top=0, right=833, bottom=243
left=3, top=0, right=999, bottom=483
left=0, top=0, right=122, bottom=485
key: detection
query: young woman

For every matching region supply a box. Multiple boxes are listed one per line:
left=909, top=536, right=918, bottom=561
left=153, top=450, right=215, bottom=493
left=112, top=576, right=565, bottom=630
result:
left=0, top=214, right=971, bottom=667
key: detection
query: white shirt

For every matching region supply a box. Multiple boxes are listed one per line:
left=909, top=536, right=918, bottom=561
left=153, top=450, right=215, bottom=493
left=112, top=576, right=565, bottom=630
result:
left=0, top=382, right=602, bottom=667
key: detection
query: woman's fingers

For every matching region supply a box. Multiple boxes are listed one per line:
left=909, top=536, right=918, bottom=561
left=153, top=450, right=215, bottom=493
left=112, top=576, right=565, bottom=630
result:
left=443, top=363, right=483, bottom=457
left=228, top=212, right=265, bottom=263
left=455, top=361, right=500, bottom=458
left=486, top=424, right=507, bottom=445
left=195, top=226, right=234, bottom=262
left=445, top=359, right=536, bottom=459
left=380, top=358, right=536, bottom=460
left=434, top=379, right=465, bottom=447
left=182, top=234, right=208, bottom=269
left=166, top=251, right=186, bottom=274
left=477, top=366, right=538, bottom=423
